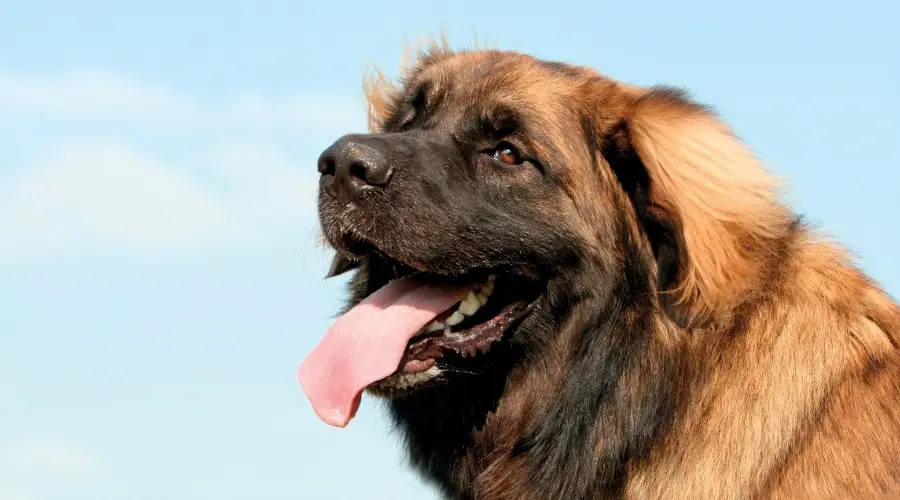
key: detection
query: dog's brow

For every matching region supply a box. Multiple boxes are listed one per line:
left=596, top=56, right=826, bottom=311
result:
left=473, top=106, right=521, bottom=136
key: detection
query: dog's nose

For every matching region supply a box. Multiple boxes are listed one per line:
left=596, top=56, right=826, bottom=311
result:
left=318, top=135, right=393, bottom=205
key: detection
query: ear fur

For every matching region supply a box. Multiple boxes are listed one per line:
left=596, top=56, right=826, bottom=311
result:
left=625, top=87, right=791, bottom=324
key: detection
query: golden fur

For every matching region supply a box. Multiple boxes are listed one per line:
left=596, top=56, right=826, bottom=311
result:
left=352, top=40, right=900, bottom=499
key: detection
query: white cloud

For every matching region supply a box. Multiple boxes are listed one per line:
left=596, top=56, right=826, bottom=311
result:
left=7, top=440, right=100, bottom=478
left=0, top=440, right=101, bottom=481
left=0, top=144, right=231, bottom=256
left=0, top=142, right=319, bottom=257
left=0, top=441, right=101, bottom=500
left=0, top=69, right=355, bottom=260
left=0, top=494, right=32, bottom=500
left=0, top=70, right=192, bottom=119
left=0, top=70, right=366, bottom=131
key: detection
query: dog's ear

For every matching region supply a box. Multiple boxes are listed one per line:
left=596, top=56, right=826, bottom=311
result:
left=601, top=119, right=688, bottom=326
left=617, top=87, right=789, bottom=325
left=325, top=253, right=361, bottom=279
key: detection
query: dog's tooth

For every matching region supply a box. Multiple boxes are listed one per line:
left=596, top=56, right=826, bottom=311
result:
left=458, top=291, right=481, bottom=316
left=458, top=302, right=477, bottom=316
left=476, top=293, right=488, bottom=306
left=488, top=274, right=496, bottom=282
left=425, top=320, right=445, bottom=333
left=484, top=281, right=494, bottom=295
left=446, top=311, right=465, bottom=326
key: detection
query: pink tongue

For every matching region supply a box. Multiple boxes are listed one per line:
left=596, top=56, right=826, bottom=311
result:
left=298, top=277, right=466, bottom=427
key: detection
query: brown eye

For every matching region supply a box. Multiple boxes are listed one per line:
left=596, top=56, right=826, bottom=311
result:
left=493, top=143, right=521, bottom=165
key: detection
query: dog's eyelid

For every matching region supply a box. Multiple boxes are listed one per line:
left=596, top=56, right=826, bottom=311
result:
left=480, top=140, right=547, bottom=170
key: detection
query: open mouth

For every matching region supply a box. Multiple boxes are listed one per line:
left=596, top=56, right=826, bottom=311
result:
left=299, top=243, right=543, bottom=428
left=371, top=271, right=540, bottom=388
left=366, top=274, right=541, bottom=400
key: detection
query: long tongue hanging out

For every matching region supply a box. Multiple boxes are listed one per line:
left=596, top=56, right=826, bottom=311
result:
left=298, top=277, right=466, bottom=427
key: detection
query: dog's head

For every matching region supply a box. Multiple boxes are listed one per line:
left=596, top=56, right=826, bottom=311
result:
left=302, top=44, right=787, bottom=425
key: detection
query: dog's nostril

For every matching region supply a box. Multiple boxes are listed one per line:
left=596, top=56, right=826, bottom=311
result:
left=320, top=158, right=336, bottom=176
left=349, top=163, right=368, bottom=182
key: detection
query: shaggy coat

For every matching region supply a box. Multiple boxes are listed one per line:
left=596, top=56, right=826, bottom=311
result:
left=318, top=40, right=900, bottom=500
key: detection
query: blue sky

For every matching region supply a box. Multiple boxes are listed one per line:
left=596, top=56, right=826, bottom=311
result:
left=0, top=1, right=897, bottom=499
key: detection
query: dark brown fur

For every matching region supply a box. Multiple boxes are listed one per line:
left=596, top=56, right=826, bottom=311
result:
left=316, top=40, right=900, bottom=499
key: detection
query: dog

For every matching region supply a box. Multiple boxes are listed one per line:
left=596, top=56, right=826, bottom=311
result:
left=299, top=40, right=900, bottom=499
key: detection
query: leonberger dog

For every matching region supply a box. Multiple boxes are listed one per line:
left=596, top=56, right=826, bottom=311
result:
left=299, top=40, right=900, bottom=499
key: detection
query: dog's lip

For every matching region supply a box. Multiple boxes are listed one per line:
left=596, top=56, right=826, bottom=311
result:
left=332, top=229, right=375, bottom=260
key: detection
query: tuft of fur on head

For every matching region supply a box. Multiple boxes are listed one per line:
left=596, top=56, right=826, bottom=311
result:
left=363, top=34, right=455, bottom=133
left=362, top=32, right=500, bottom=133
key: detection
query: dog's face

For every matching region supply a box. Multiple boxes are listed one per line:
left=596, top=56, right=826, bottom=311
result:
left=313, top=47, right=780, bottom=399
left=315, top=49, right=663, bottom=396
left=321, top=52, right=615, bottom=277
